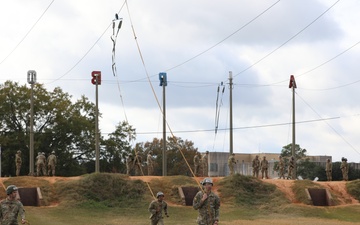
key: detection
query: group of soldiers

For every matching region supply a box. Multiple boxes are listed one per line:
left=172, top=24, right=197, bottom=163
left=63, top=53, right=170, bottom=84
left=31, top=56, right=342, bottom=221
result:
left=126, top=151, right=155, bottom=176
left=251, top=155, right=273, bottom=179
left=14, top=150, right=57, bottom=177
left=193, top=151, right=209, bottom=177
left=326, top=157, right=349, bottom=181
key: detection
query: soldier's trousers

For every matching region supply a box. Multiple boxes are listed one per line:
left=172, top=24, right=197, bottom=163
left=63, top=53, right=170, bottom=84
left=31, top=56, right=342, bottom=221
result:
left=150, top=218, right=164, bottom=225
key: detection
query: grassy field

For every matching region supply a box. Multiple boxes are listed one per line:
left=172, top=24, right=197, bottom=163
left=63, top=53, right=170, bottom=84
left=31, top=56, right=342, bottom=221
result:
left=2, top=174, right=360, bottom=225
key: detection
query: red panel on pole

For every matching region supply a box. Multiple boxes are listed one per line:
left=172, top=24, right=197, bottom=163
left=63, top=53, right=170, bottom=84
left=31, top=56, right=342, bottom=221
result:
left=91, top=71, right=102, bottom=85
left=289, top=75, right=297, bottom=88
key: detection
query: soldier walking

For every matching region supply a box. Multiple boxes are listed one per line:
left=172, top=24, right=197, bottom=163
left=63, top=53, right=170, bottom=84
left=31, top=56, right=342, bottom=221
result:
left=0, top=185, right=26, bottom=224
left=148, top=191, right=169, bottom=225
left=47, top=151, right=57, bottom=176
left=201, top=151, right=209, bottom=177
left=260, top=156, right=269, bottom=179
left=147, top=151, right=154, bottom=176
left=193, top=178, right=220, bottom=225
left=15, top=150, right=22, bottom=176
left=193, top=153, right=201, bottom=176
left=277, top=156, right=285, bottom=179
left=252, top=155, right=260, bottom=178
left=228, top=153, right=236, bottom=176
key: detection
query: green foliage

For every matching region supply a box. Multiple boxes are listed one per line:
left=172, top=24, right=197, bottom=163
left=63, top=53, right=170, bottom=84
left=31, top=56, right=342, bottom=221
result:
left=218, top=174, right=289, bottom=208
left=346, top=179, right=360, bottom=201
left=297, top=159, right=325, bottom=180
left=56, top=173, right=146, bottom=207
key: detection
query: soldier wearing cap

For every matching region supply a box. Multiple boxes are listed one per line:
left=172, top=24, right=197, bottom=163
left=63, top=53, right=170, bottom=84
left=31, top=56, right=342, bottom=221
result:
left=228, top=153, right=236, bottom=176
left=287, top=156, right=295, bottom=179
left=340, top=157, right=349, bottom=181
left=193, top=178, right=220, bottom=225
left=15, top=151, right=22, bottom=176
left=47, top=151, right=57, bottom=176
left=148, top=191, right=169, bottom=225
left=0, top=185, right=26, bottom=224
left=36, top=152, right=47, bottom=176
left=252, top=155, right=260, bottom=178
left=325, top=158, right=332, bottom=181
left=202, top=151, right=209, bottom=177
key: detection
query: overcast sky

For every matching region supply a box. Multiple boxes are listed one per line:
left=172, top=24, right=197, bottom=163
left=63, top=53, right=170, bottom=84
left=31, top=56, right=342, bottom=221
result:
left=1, top=0, right=360, bottom=162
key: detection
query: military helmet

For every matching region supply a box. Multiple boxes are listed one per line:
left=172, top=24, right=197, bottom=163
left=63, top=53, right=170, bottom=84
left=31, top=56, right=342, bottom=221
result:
left=6, top=185, right=18, bottom=195
left=206, top=151, right=209, bottom=154
left=51, top=151, right=55, bottom=154
left=17, top=150, right=21, bottom=154
left=156, top=191, right=164, bottom=198
left=202, top=177, right=213, bottom=185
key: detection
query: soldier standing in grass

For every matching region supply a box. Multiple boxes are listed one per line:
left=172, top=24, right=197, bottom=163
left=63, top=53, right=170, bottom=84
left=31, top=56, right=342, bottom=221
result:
left=148, top=191, right=169, bottom=225
left=134, top=152, right=143, bottom=176
left=0, top=185, right=26, bottom=224
left=325, top=158, right=332, bottom=181
left=193, top=178, right=220, bottom=225
left=202, top=151, right=209, bottom=177
left=36, top=152, right=47, bottom=176
left=252, top=155, right=260, bottom=178
left=228, top=153, right=236, bottom=176
left=194, top=152, right=201, bottom=176
left=15, top=151, right=22, bottom=176
left=260, top=156, right=269, bottom=179
left=126, top=155, right=134, bottom=175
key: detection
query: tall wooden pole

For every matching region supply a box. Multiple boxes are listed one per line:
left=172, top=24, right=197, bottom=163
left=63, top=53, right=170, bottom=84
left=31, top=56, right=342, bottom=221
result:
left=229, top=71, right=233, bottom=154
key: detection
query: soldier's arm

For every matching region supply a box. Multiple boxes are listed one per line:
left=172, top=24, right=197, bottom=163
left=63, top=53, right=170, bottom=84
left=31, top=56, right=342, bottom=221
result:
left=214, top=195, right=220, bottom=222
left=148, top=201, right=157, bottom=215
left=193, top=192, right=204, bottom=210
left=163, top=202, right=169, bottom=216
left=19, top=202, right=26, bottom=221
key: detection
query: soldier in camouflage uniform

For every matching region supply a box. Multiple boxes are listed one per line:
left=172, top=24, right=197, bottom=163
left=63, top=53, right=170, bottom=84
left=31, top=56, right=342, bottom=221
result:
left=147, top=151, right=154, bottom=176
left=134, top=152, right=143, bottom=176
left=193, top=153, right=201, bottom=176
left=126, top=155, right=134, bottom=175
left=15, top=151, right=22, bottom=177
left=36, top=152, right=47, bottom=176
left=325, top=158, right=332, bottom=181
left=148, top=191, right=168, bottom=225
left=277, top=156, right=285, bottom=179
left=201, top=151, right=209, bottom=177
left=193, top=178, right=220, bottom=225
left=340, top=157, right=349, bottom=181
left=260, top=156, right=269, bottom=179
left=0, top=185, right=26, bottom=224
left=227, top=153, right=236, bottom=176
left=252, top=155, right=260, bottom=178
left=287, top=156, right=295, bottom=180
left=47, top=151, right=57, bottom=176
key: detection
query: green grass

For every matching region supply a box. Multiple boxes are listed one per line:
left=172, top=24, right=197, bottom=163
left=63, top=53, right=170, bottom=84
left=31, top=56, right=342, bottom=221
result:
left=3, top=174, right=360, bottom=224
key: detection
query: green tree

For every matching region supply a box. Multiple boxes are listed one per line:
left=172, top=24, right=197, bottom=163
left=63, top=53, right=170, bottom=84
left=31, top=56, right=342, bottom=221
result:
left=0, top=81, right=99, bottom=176
left=139, top=136, right=198, bottom=176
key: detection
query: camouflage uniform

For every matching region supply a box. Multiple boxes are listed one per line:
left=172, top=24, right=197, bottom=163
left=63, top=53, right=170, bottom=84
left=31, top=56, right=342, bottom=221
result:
left=288, top=157, right=295, bottom=179
left=260, top=156, right=269, bottom=179
left=193, top=180, right=220, bottom=225
left=277, top=156, right=285, bottom=179
left=126, top=155, right=134, bottom=175
left=148, top=192, right=168, bottom=225
left=147, top=152, right=154, bottom=176
left=36, top=152, right=47, bottom=176
left=15, top=151, right=22, bottom=177
left=47, top=151, right=57, bottom=176
left=194, top=154, right=200, bottom=176
left=252, top=156, right=260, bottom=178
left=227, top=153, right=236, bottom=176
left=134, top=153, right=142, bottom=176
left=201, top=151, right=209, bottom=177
left=325, top=159, right=332, bottom=181
left=340, top=158, right=349, bottom=181
left=0, top=186, right=26, bottom=225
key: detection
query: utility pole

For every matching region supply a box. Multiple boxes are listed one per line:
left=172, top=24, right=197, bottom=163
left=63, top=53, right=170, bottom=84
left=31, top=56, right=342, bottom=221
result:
left=91, top=71, right=101, bottom=173
left=289, top=75, right=297, bottom=179
left=159, top=72, right=167, bottom=176
left=27, top=70, right=36, bottom=176
left=0, top=144, right=2, bottom=177
left=229, top=71, right=234, bottom=154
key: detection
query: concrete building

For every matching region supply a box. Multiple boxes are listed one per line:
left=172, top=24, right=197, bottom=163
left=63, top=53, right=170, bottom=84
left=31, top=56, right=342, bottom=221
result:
left=207, top=152, right=332, bottom=178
